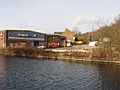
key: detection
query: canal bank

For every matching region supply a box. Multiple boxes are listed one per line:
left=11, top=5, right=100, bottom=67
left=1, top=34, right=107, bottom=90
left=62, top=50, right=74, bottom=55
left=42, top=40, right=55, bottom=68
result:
left=0, top=47, right=120, bottom=64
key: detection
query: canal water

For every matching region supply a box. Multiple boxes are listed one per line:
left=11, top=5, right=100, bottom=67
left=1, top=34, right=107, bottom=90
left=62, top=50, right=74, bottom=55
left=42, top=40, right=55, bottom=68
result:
left=0, top=56, right=120, bottom=90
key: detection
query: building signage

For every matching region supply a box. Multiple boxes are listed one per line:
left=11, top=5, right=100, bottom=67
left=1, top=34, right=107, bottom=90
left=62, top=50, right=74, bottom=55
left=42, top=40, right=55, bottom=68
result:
left=33, top=34, right=37, bottom=37
left=18, top=34, right=28, bottom=37
left=8, top=31, right=45, bottom=41
left=0, top=32, right=3, bottom=37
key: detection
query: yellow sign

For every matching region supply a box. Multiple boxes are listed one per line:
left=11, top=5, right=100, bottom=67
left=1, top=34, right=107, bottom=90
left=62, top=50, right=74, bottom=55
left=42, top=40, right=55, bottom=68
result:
left=18, top=34, right=28, bottom=37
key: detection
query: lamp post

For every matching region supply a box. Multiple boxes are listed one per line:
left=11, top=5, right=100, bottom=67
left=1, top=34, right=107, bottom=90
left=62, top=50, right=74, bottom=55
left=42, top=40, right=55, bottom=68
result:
left=90, top=35, right=92, bottom=42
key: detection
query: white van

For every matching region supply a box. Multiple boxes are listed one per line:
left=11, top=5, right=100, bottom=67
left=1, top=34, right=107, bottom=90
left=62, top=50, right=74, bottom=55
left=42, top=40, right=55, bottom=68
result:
left=88, top=41, right=98, bottom=46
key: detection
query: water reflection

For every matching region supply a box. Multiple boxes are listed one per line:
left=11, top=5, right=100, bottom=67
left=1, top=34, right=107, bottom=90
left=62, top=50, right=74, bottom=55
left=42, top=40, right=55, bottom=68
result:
left=0, top=56, right=7, bottom=89
left=0, top=56, right=6, bottom=77
left=0, top=56, right=120, bottom=90
left=97, top=64, right=120, bottom=90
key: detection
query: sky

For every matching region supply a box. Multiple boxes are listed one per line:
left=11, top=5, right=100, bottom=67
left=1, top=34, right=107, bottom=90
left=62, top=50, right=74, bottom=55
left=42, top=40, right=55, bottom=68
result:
left=0, top=0, right=120, bottom=33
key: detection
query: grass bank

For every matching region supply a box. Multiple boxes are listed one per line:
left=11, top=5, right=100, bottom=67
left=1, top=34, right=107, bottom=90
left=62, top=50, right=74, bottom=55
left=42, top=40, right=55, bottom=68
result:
left=0, top=47, right=120, bottom=64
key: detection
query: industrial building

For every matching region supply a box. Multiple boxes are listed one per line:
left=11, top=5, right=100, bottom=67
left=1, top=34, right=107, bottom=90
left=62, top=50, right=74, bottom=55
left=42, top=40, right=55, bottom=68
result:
left=0, top=30, right=66, bottom=48
left=54, top=28, right=75, bottom=43
left=54, top=28, right=75, bottom=46
left=47, top=34, right=66, bottom=48
left=0, top=30, right=47, bottom=48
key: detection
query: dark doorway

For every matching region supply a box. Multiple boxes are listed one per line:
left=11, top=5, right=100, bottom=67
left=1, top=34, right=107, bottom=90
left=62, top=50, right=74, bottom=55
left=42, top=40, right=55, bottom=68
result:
left=34, top=41, right=39, bottom=46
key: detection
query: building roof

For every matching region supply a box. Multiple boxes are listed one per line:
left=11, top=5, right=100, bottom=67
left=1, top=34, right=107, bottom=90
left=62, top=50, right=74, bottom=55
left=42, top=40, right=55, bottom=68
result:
left=54, top=32, right=63, bottom=34
left=0, top=29, right=46, bottom=35
left=47, top=33, right=66, bottom=37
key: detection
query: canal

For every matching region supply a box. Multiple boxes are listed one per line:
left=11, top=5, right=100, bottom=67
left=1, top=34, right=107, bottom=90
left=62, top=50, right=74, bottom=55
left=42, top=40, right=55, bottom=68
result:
left=0, top=56, right=120, bottom=90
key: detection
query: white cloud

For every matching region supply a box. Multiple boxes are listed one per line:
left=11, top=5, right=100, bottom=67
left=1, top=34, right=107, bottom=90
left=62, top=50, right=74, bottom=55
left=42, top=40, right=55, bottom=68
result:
left=74, top=15, right=113, bottom=33
left=75, top=15, right=99, bottom=25
left=74, top=15, right=99, bottom=33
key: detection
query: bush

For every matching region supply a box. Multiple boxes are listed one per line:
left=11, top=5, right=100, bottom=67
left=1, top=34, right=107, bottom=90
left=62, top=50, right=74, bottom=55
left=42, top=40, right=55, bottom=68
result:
left=6, top=47, right=46, bottom=57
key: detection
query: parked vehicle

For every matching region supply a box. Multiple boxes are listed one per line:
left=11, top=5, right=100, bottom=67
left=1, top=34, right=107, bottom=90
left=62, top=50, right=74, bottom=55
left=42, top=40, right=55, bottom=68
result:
left=75, top=41, right=83, bottom=45
left=88, top=41, right=98, bottom=46
left=67, top=42, right=71, bottom=47
left=37, top=45, right=46, bottom=49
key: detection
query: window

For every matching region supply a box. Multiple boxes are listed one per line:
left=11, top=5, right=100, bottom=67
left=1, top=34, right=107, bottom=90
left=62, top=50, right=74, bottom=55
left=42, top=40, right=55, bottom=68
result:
left=53, top=36, right=59, bottom=40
